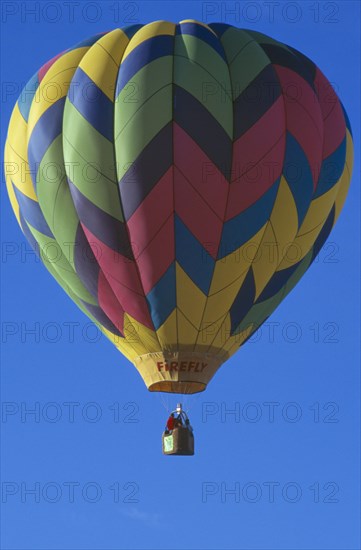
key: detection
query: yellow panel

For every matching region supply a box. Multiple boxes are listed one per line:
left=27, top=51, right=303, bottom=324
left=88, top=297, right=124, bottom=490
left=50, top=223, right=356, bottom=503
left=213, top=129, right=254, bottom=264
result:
left=156, top=309, right=178, bottom=350
left=4, top=142, right=20, bottom=224
left=122, top=21, right=176, bottom=61
left=298, top=185, right=339, bottom=236
left=278, top=132, right=354, bottom=272
left=176, top=309, right=198, bottom=349
left=195, top=312, right=228, bottom=348
left=78, top=29, right=129, bottom=100
left=102, top=326, right=137, bottom=362
left=278, top=225, right=323, bottom=270
left=202, top=269, right=249, bottom=326
left=123, top=313, right=157, bottom=355
left=219, top=324, right=254, bottom=359
left=5, top=141, right=36, bottom=201
left=253, top=178, right=298, bottom=298
left=207, top=313, right=232, bottom=351
left=176, top=262, right=207, bottom=328
left=252, top=222, right=276, bottom=298
left=334, top=130, right=354, bottom=222
left=209, top=224, right=267, bottom=295
left=5, top=105, right=37, bottom=200
left=270, top=176, right=299, bottom=249
left=27, top=48, right=89, bottom=134
left=270, top=176, right=299, bottom=260
left=210, top=315, right=254, bottom=356
left=7, top=103, right=28, bottom=160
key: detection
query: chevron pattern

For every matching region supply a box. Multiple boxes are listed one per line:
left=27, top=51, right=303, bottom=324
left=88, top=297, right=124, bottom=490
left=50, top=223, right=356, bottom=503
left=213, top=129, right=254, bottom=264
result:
left=5, top=22, right=354, bottom=391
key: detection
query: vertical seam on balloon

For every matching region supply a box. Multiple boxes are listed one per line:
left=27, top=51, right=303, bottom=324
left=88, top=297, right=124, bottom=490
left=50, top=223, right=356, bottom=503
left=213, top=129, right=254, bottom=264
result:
left=205, top=31, right=288, bottom=356
left=114, top=25, right=173, bottom=354
left=71, top=34, right=135, bottom=342
left=62, top=36, right=135, bottom=340
left=190, top=23, right=233, bottom=354
left=261, top=50, right=325, bottom=273
left=172, top=26, right=179, bottom=352
left=109, top=29, right=160, bottom=355
left=69, top=33, right=141, bottom=347
left=217, top=40, right=326, bottom=357
left=52, top=35, right=136, bottom=344
left=196, top=30, right=270, bottom=354
left=24, top=51, right=111, bottom=316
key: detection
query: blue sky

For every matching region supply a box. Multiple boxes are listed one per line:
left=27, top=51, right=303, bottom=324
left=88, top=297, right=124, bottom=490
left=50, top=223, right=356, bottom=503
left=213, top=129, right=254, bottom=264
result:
left=1, top=1, right=360, bottom=549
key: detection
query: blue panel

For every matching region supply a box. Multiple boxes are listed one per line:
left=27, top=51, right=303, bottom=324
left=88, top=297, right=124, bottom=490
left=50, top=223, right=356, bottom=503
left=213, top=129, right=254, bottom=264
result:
left=283, top=132, right=314, bottom=227
left=27, top=97, right=65, bottom=189
left=207, top=23, right=233, bottom=38
left=122, top=24, right=143, bottom=40
left=218, top=178, right=280, bottom=259
left=341, top=102, right=352, bottom=136
left=146, top=263, right=176, bottom=330
left=311, top=205, right=335, bottom=262
left=256, top=262, right=299, bottom=303
left=68, top=180, right=132, bottom=257
left=176, top=22, right=226, bottom=61
left=229, top=268, right=256, bottom=334
left=19, top=211, right=40, bottom=256
left=116, top=35, right=174, bottom=97
left=17, top=72, right=39, bottom=122
left=175, top=215, right=214, bottom=295
left=69, top=67, right=114, bottom=141
left=314, top=137, right=346, bottom=198
left=13, top=183, right=54, bottom=238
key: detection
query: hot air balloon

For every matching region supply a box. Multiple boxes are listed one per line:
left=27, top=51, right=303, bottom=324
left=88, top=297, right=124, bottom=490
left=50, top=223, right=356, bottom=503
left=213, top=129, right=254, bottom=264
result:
left=4, top=21, right=353, bottom=427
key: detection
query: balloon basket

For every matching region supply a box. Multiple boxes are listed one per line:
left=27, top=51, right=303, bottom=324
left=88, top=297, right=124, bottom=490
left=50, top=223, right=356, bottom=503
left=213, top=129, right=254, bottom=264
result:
left=162, top=427, right=194, bottom=456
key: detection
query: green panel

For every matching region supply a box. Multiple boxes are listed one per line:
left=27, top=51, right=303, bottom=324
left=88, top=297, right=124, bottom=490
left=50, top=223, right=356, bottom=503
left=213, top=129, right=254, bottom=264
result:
left=218, top=28, right=255, bottom=64
left=114, top=84, right=173, bottom=181
left=28, top=225, right=97, bottom=305
left=174, top=35, right=233, bottom=137
left=23, top=222, right=120, bottom=342
left=63, top=100, right=123, bottom=221
left=42, top=249, right=117, bottom=340
left=63, top=101, right=117, bottom=181
left=245, top=30, right=286, bottom=48
left=220, top=29, right=271, bottom=100
left=36, top=135, right=80, bottom=268
left=283, top=250, right=313, bottom=296
left=235, top=288, right=286, bottom=336
left=115, top=56, right=174, bottom=133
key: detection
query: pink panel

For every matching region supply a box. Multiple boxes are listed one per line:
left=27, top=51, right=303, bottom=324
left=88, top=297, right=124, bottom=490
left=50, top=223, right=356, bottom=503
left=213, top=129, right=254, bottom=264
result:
left=174, top=166, right=222, bottom=259
left=135, top=215, right=175, bottom=295
left=314, top=68, right=346, bottom=158
left=127, top=167, right=174, bottom=257
left=173, top=123, right=229, bottom=219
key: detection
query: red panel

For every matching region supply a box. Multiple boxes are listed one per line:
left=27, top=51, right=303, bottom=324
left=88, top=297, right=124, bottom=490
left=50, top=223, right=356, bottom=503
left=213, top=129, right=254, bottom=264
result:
left=226, top=128, right=285, bottom=220
left=173, top=123, right=229, bottom=219
left=174, top=166, right=222, bottom=259
left=135, top=215, right=175, bottom=294
left=314, top=68, right=346, bottom=158
left=275, top=66, right=324, bottom=189
left=127, top=167, right=173, bottom=257
left=82, top=225, right=153, bottom=328
left=98, top=270, right=125, bottom=333
left=231, top=96, right=285, bottom=184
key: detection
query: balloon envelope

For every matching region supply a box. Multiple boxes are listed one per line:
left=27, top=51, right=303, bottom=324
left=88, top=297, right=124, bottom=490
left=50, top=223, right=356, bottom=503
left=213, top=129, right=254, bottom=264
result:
left=4, top=21, right=353, bottom=393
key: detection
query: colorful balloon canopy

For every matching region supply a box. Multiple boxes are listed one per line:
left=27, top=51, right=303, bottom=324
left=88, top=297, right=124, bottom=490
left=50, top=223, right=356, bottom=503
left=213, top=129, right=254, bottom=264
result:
left=4, top=21, right=353, bottom=393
